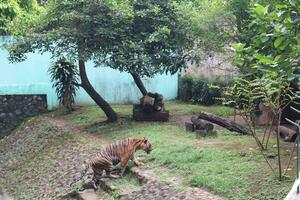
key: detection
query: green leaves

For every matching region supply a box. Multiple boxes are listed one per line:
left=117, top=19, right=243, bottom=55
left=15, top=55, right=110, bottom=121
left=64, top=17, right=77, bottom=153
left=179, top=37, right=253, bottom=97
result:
left=0, top=0, right=42, bottom=35
left=48, top=58, right=79, bottom=111
left=102, top=0, right=193, bottom=77
left=232, top=1, right=300, bottom=83
left=232, top=43, right=246, bottom=52
left=254, top=4, right=269, bottom=18
left=273, top=36, right=285, bottom=48
left=226, top=0, right=299, bottom=118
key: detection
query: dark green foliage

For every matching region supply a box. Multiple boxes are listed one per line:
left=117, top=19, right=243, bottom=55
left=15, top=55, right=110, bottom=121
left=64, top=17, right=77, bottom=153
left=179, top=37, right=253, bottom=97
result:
left=49, top=58, right=79, bottom=111
left=179, top=75, right=225, bottom=105
left=103, top=0, right=194, bottom=77
left=179, top=75, right=193, bottom=101
left=229, top=0, right=300, bottom=110
left=7, top=0, right=193, bottom=78
left=7, top=0, right=129, bottom=62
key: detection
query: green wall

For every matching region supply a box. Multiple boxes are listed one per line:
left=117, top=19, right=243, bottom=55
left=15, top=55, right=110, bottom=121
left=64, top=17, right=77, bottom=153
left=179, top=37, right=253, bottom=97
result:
left=0, top=37, right=178, bottom=109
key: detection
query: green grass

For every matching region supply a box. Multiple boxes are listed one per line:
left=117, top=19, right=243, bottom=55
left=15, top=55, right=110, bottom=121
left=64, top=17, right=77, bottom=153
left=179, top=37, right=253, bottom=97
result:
left=58, top=101, right=234, bottom=127
left=58, top=102, right=292, bottom=200
left=76, top=120, right=293, bottom=200
left=166, top=101, right=235, bottom=117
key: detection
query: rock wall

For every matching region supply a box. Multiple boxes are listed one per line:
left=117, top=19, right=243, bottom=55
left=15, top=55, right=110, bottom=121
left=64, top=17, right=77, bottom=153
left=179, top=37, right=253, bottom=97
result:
left=0, top=95, right=47, bottom=136
left=181, top=51, right=238, bottom=83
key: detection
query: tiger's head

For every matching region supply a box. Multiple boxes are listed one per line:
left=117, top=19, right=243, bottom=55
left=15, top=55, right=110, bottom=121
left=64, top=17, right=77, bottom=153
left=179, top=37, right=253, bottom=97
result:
left=138, top=137, right=153, bottom=154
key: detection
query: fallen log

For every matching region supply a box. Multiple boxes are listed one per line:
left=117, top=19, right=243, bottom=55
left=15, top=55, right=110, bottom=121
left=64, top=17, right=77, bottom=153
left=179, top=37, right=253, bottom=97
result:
left=197, top=112, right=251, bottom=135
left=191, top=116, right=214, bottom=131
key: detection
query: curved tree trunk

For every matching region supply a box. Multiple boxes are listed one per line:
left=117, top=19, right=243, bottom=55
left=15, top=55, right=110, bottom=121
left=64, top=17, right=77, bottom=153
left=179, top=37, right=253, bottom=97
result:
left=79, top=59, right=118, bottom=122
left=131, top=73, right=147, bottom=96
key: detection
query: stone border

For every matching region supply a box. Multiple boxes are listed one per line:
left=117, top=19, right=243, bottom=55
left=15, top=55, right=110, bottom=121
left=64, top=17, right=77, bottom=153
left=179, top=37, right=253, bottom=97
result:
left=0, top=94, right=47, bottom=136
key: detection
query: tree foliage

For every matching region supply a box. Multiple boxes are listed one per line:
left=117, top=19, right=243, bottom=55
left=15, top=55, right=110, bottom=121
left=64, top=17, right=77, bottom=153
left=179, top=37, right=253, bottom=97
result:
left=232, top=0, right=300, bottom=82
left=7, top=0, right=130, bottom=62
left=105, top=0, right=194, bottom=77
left=174, top=0, right=232, bottom=52
left=0, top=0, right=42, bottom=35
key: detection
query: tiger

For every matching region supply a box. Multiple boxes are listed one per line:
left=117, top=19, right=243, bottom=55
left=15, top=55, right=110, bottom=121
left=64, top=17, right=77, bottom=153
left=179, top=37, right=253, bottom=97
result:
left=77, top=137, right=153, bottom=189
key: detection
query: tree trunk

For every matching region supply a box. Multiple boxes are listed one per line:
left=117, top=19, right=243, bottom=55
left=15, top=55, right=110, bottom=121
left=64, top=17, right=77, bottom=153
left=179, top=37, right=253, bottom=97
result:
left=197, top=112, right=251, bottom=135
left=131, top=73, right=147, bottom=96
left=276, top=110, right=282, bottom=181
left=78, top=59, right=118, bottom=122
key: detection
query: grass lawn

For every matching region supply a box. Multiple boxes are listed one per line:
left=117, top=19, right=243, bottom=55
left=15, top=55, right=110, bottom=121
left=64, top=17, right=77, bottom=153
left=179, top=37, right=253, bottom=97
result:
left=56, top=101, right=294, bottom=200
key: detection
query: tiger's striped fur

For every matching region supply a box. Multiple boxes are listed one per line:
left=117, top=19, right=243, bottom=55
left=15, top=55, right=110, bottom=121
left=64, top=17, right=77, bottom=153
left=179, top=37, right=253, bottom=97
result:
left=88, top=137, right=152, bottom=189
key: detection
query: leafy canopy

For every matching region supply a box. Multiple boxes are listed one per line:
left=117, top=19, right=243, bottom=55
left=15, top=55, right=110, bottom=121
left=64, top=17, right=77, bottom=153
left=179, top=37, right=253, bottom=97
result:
left=0, top=0, right=42, bottom=35
left=7, top=0, right=132, bottom=62
left=105, top=0, right=195, bottom=77
left=7, top=0, right=195, bottom=78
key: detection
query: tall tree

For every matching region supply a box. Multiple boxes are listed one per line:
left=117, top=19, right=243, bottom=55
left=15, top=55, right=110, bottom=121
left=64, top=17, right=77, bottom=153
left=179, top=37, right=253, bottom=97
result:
left=6, top=0, right=134, bottom=122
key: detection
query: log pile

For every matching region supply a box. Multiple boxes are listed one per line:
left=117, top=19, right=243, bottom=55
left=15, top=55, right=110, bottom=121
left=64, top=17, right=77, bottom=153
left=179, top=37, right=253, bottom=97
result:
left=185, top=116, right=215, bottom=137
left=133, top=93, right=169, bottom=122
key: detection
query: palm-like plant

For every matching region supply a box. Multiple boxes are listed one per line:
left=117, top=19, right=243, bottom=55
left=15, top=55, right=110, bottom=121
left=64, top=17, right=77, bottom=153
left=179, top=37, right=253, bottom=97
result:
left=49, top=58, right=79, bottom=112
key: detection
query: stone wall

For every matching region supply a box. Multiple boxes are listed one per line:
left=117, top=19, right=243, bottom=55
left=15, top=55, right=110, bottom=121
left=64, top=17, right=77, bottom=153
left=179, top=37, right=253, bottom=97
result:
left=181, top=50, right=239, bottom=83
left=0, top=95, right=47, bottom=136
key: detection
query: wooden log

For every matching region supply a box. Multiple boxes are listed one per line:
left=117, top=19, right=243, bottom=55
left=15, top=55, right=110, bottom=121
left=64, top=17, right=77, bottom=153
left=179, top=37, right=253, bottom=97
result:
left=133, top=109, right=169, bottom=122
left=191, top=116, right=214, bottom=131
left=278, top=125, right=297, bottom=142
left=185, top=122, right=195, bottom=132
left=197, top=112, right=251, bottom=135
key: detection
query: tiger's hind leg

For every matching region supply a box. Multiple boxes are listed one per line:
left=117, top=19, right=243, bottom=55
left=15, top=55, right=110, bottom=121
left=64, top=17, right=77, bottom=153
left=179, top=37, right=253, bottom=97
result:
left=105, top=164, right=120, bottom=179
left=91, top=168, right=103, bottom=190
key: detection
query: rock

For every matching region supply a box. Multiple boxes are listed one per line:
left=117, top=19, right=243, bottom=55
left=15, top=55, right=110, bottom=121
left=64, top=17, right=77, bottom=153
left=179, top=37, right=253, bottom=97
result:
left=185, top=122, right=195, bottom=132
left=0, top=94, right=47, bottom=134
left=15, top=109, right=22, bottom=116
left=0, top=113, right=6, bottom=119
left=77, top=189, right=99, bottom=200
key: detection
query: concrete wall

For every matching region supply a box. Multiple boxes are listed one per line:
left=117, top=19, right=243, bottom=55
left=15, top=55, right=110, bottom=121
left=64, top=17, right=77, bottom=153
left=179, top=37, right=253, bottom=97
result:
left=0, top=37, right=178, bottom=109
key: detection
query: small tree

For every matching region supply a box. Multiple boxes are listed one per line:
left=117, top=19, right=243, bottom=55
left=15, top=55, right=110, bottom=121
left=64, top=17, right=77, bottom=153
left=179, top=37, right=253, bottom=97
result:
left=49, top=58, right=79, bottom=112
left=225, top=0, right=300, bottom=180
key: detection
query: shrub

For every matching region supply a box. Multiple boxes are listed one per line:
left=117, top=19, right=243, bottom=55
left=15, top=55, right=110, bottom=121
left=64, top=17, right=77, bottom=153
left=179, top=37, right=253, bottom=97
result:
left=179, top=75, right=226, bottom=105
left=179, top=75, right=194, bottom=101
left=49, top=58, right=79, bottom=112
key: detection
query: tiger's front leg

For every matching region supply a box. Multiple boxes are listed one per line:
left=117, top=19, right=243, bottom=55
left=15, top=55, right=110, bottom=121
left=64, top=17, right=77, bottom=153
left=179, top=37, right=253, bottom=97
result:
left=131, top=155, right=141, bottom=166
left=120, top=156, right=131, bottom=177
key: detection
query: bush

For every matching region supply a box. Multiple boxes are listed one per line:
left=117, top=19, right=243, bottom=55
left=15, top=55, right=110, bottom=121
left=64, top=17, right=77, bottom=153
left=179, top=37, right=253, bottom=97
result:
left=179, top=75, right=194, bottom=101
left=49, top=58, right=79, bottom=112
left=179, top=75, right=226, bottom=105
